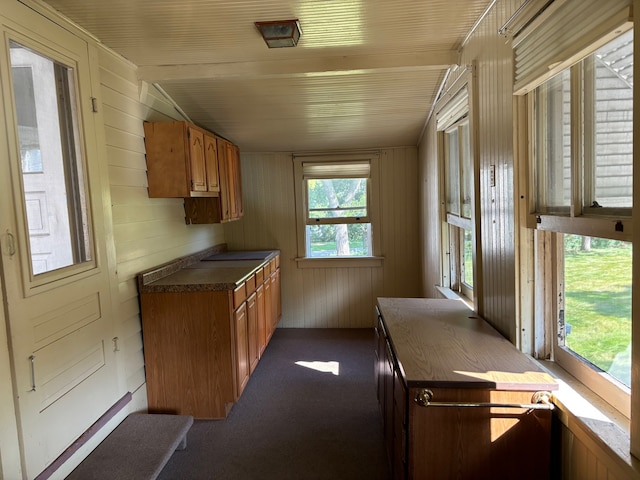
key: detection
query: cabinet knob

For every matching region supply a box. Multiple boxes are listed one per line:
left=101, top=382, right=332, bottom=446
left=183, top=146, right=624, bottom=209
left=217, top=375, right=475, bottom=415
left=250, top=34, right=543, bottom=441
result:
left=414, top=388, right=433, bottom=407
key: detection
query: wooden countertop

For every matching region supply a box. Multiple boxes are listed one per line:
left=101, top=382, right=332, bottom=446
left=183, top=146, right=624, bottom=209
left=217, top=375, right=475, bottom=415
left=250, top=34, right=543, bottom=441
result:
left=377, top=297, right=557, bottom=391
left=138, top=249, right=279, bottom=293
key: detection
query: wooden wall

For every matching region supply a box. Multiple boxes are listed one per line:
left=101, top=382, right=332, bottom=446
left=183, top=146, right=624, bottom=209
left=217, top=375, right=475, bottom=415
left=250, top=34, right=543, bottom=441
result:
left=419, top=0, right=636, bottom=478
left=96, top=47, right=225, bottom=403
left=419, top=5, right=519, bottom=339
left=224, top=147, right=421, bottom=328
left=557, top=420, right=636, bottom=480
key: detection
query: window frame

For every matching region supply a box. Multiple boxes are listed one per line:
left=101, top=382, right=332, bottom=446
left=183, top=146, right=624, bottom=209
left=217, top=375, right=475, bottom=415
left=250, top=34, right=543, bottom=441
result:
left=3, top=30, right=101, bottom=295
left=436, top=68, right=480, bottom=307
left=293, top=153, right=382, bottom=268
left=518, top=25, right=634, bottom=418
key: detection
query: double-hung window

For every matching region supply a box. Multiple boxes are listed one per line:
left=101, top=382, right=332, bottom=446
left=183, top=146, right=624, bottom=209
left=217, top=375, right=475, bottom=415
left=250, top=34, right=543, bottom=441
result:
left=293, top=154, right=381, bottom=263
left=515, top=3, right=633, bottom=417
left=436, top=71, right=478, bottom=305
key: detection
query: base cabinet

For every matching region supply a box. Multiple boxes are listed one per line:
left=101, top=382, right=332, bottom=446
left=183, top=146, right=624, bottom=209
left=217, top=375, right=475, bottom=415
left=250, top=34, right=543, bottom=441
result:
left=140, top=290, right=236, bottom=418
left=376, top=298, right=557, bottom=480
left=140, top=254, right=281, bottom=419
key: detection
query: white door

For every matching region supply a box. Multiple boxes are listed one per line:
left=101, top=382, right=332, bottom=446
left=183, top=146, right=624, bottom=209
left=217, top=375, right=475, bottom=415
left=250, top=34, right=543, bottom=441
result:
left=0, top=8, right=120, bottom=479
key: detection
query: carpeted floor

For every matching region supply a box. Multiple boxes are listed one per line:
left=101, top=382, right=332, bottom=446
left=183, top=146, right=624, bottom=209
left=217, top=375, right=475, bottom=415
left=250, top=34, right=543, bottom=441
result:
left=157, top=328, right=391, bottom=480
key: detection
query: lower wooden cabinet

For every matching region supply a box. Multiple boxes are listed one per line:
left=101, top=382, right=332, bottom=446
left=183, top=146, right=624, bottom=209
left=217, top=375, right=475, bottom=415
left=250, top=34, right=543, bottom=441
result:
left=140, top=257, right=281, bottom=419
left=376, top=298, right=557, bottom=480
left=234, top=301, right=250, bottom=398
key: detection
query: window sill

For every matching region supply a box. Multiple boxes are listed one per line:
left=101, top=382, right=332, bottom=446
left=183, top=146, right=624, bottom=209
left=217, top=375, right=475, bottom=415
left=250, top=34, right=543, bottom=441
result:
left=435, top=286, right=474, bottom=310
left=294, top=256, right=384, bottom=269
left=534, top=360, right=640, bottom=479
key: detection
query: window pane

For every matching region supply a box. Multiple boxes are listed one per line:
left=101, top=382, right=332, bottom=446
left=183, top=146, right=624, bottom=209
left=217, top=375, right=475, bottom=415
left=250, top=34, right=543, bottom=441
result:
left=10, top=41, right=92, bottom=275
left=535, top=70, right=571, bottom=212
left=462, top=229, right=473, bottom=287
left=460, top=123, right=472, bottom=219
left=561, top=234, right=631, bottom=386
left=444, top=128, right=460, bottom=215
left=307, top=178, right=367, bottom=219
left=305, top=224, right=371, bottom=257
left=588, top=30, right=633, bottom=209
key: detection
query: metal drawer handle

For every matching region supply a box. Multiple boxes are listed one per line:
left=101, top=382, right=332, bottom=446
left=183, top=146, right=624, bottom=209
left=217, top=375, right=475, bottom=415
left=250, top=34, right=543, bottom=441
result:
left=414, top=388, right=554, bottom=410
left=29, top=355, right=36, bottom=392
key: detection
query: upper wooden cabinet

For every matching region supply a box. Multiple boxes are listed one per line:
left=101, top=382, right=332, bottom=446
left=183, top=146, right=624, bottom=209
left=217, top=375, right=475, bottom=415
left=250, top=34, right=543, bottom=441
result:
left=143, top=121, right=220, bottom=197
left=144, top=121, right=243, bottom=223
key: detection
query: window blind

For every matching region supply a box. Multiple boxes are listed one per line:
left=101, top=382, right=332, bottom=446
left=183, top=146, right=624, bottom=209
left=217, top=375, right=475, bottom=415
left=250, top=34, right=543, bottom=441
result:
left=436, top=87, right=469, bottom=131
left=512, top=0, right=632, bottom=94
left=302, top=161, right=370, bottom=179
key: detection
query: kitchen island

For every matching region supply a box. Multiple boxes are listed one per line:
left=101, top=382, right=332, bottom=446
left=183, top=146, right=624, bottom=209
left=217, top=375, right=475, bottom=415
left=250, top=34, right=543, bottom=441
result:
left=375, top=297, right=557, bottom=479
left=138, top=246, right=281, bottom=418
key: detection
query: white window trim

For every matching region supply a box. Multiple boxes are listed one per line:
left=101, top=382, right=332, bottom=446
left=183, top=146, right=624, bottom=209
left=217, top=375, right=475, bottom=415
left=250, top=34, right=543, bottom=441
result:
left=293, top=152, right=382, bottom=268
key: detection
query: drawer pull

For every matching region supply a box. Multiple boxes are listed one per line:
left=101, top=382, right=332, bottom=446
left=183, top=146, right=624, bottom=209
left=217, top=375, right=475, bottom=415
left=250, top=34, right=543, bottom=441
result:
left=29, top=355, right=36, bottom=392
left=414, top=389, right=554, bottom=410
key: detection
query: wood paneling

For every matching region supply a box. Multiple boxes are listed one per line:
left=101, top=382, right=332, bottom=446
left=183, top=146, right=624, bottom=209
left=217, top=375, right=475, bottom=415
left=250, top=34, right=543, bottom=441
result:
left=224, top=147, right=420, bottom=328
left=97, top=47, right=225, bottom=398
left=557, top=420, right=639, bottom=480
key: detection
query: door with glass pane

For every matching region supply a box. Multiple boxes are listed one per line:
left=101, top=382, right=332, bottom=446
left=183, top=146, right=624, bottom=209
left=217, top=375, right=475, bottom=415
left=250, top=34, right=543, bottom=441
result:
left=0, top=15, right=119, bottom=478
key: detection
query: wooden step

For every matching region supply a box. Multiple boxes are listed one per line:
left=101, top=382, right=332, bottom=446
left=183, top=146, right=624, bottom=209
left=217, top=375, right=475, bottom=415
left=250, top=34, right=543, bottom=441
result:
left=66, top=413, right=193, bottom=480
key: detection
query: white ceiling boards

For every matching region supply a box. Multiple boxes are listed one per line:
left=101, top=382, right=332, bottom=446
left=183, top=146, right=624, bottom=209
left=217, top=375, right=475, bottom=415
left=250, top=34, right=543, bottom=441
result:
left=39, top=0, right=494, bottom=152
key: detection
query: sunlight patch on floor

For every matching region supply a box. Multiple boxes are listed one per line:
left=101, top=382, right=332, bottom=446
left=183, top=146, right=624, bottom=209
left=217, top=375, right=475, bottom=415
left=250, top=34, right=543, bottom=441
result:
left=295, top=360, right=340, bottom=375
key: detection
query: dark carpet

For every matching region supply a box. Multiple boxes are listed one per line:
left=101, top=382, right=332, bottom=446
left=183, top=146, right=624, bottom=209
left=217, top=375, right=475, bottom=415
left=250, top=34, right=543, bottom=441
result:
left=157, top=328, right=391, bottom=480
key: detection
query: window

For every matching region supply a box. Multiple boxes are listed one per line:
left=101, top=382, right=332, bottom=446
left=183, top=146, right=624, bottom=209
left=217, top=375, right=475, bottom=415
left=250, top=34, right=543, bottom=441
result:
left=527, top=28, right=633, bottom=415
left=436, top=73, right=478, bottom=304
left=294, top=154, right=381, bottom=264
left=9, top=40, right=93, bottom=277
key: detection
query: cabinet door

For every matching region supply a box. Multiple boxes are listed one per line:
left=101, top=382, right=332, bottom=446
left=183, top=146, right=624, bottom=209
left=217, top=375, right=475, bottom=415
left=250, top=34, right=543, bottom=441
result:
left=204, top=133, right=220, bottom=193
left=187, top=126, right=207, bottom=193
left=256, top=283, right=267, bottom=356
left=383, top=340, right=395, bottom=467
left=234, top=302, right=250, bottom=399
left=375, top=317, right=385, bottom=411
left=273, top=266, right=281, bottom=319
left=270, top=271, right=279, bottom=332
left=393, top=371, right=407, bottom=480
left=264, top=274, right=273, bottom=342
left=216, top=138, right=231, bottom=220
left=232, top=144, right=243, bottom=217
left=247, top=292, right=259, bottom=374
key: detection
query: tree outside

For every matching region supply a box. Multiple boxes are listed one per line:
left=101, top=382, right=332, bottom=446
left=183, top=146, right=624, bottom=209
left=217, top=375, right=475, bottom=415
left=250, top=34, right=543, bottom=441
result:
left=307, top=178, right=369, bottom=256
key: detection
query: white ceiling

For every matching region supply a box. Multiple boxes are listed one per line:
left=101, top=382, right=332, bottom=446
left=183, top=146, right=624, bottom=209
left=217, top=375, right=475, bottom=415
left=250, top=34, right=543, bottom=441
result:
left=40, top=0, right=495, bottom=152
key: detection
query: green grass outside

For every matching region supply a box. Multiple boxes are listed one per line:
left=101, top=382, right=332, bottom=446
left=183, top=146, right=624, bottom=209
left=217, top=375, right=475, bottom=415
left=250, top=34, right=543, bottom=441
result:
left=564, top=244, right=631, bottom=385
left=310, top=240, right=367, bottom=256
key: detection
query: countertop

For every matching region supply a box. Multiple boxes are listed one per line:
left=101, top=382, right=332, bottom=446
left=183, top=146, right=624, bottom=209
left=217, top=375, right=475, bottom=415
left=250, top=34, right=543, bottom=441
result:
left=138, top=248, right=279, bottom=293
left=377, top=297, right=558, bottom=391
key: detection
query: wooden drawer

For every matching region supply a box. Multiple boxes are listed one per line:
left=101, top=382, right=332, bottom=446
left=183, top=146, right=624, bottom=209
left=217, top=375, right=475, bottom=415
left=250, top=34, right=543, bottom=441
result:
left=245, top=274, right=256, bottom=296
left=233, top=283, right=246, bottom=309
left=263, top=262, right=271, bottom=277
left=275, top=254, right=280, bottom=268
left=269, top=258, right=277, bottom=273
left=255, top=267, right=264, bottom=285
